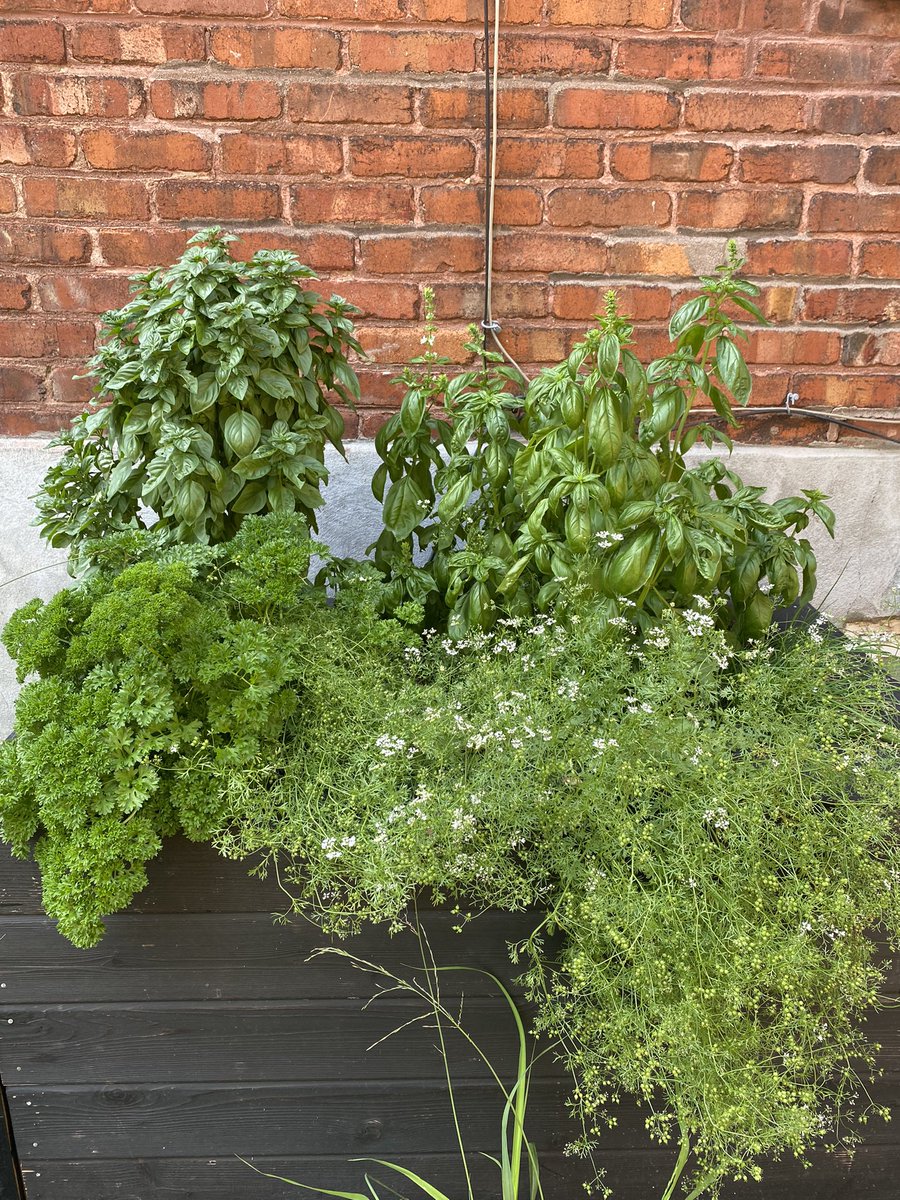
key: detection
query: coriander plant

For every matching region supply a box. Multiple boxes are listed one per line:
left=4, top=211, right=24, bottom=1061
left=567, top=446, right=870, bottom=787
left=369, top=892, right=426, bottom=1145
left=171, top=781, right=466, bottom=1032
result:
left=36, top=227, right=361, bottom=573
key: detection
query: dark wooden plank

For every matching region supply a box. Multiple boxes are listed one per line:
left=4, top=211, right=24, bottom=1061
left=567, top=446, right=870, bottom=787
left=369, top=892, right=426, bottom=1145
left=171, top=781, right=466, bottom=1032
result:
left=0, top=998, right=566, bottom=1086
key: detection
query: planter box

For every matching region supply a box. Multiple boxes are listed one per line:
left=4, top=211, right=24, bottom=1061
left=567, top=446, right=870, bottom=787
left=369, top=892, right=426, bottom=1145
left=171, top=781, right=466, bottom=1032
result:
left=0, top=834, right=898, bottom=1200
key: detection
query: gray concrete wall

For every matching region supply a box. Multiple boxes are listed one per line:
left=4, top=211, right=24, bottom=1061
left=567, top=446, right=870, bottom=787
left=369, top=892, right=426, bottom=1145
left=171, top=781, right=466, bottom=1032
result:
left=2, top=437, right=898, bottom=734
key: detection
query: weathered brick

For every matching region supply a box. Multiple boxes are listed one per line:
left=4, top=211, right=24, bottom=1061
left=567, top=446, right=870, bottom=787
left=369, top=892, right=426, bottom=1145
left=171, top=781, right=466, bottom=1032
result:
left=740, top=0, right=804, bottom=29
left=495, top=325, right=570, bottom=363
left=859, top=240, right=900, bottom=279
left=680, top=0, right=740, bottom=28
left=359, top=233, right=484, bottom=275
left=0, top=366, right=42, bottom=409
left=792, top=373, right=898, bottom=409
left=616, top=36, right=744, bottom=79
left=12, top=73, right=144, bottom=117
left=813, top=94, right=900, bottom=135
left=136, top=0, right=268, bottom=14
left=497, top=136, right=603, bottom=178
left=47, top=363, right=95, bottom=409
left=746, top=329, right=841, bottom=365
left=610, top=141, right=732, bottom=181
left=99, top=227, right=191, bottom=267
left=331, top=279, right=419, bottom=319
left=433, top=280, right=550, bottom=319
left=420, top=86, right=548, bottom=130
left=0, top=276, right=31, bottom=310
left=493, top=232, right=608, bottom=274
left=231, top=229, right=354, bottom=270
left=808, top=193, right=900, bottom=234
left=408, top=0, right=543, bottom=19
left=37, top=273, right=132, bottom=313
left=349, top=31, right=477, bottom=73
left=755, top=41, right=873, bottom=83
left=25, top=176, right=150, bottom=219
left=66, top=21, right=205, bottom=64
left=0, top=222, right=92, bottom=265
left=605, top=239, right=704, bottom=276
left=744, top=238, right=853, bottom=278
left=83, top=128, right=213, bottom=172
left=0, top=316, right=96, bottom=358
left=500, top=34, right=611, bottom=75
left=220, top=133, right=342, bottom=176
left=421, top=184, right=544, bottom=226
left=291, top=182, right=415, bottom=225
left=864, top=148, right=900, bottom=187
left=738, top=143, right=859, bottom=184
left=677, top=188, right=802, bottom=231
left=817, top=0, right=898, bottom=37
left=554, top=86, right=678, bottom=129
left=359, top=323, right=470, bottom=364
left=150, top=79, right=281, bottom=121
left=348, top=136, right=476, bottom=178
left=842, top=331, right=900, bottom=367
left=280, top=0, right=408, bottom=16
left=289, top=82, right=414, bottom=126
left=548, top=187, right=671, bottom=229
left=0, top=19, right=65, bottom=62
left=684, top=90, right=807, bottom=132
left=0, top=180, right=16, bottom=212
left=802, top=287, right=900, bottom=324
left=549, top=0, right=672, bottom=26
left=209, top=26, right=341, bottom=70
left=0, top=124, right=77, bottom=167
left=552, top=282, right=671, bottom=320
left=156, top=180, right=282, bottom=221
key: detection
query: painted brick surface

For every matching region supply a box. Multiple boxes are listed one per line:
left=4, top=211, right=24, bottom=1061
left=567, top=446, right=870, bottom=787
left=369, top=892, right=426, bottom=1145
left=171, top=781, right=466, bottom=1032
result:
left=0, top=0, right=897, bottom=441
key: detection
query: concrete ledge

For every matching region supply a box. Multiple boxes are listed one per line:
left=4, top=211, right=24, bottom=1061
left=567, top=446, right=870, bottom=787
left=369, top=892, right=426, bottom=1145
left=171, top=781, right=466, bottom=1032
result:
left=1, top=437, right=898, bottom=733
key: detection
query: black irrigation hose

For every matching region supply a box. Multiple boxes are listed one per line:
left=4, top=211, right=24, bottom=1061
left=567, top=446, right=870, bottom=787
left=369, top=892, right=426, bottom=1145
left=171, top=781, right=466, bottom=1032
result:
left=688, top=406, right=900, bottom=446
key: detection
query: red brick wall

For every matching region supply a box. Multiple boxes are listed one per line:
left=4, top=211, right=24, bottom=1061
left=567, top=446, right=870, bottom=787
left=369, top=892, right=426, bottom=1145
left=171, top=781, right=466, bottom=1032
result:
left=0, top=0, right=898, bottom=441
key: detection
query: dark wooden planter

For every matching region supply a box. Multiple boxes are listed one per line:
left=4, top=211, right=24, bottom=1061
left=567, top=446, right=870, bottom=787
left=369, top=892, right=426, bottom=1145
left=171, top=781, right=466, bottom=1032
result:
left=0, top=835, right=898, bottom=1200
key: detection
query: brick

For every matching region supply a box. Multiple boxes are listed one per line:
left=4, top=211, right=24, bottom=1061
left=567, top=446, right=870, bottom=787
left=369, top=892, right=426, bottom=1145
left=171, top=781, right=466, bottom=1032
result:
left=433, top=280, right=550, bottom=319
left=744, top=238, right=852, bottom=278
left=12, top=73, right=144, bottom=118
left=740, top=0, right=805, bottom=29
left=359, top=233, right=484, bottom=275
left=745, top=329, right=841, bottom=366
left=99, top=227, right=191, bottom=267
left=616, top=36, right=744, bottom=80
left=37, top=273, right=133, bottom=313
left=231, top=229, right=354, bottom=270
left=279, top=0, right=405, bottom=15
left=680, top=0, right=740, bottom=28
left=792, top=373, right=898, bottom=409
left=408, top=0, right=544, bottom=19
left=547, top=187, right=671, bottom=229
left=808, top=194, right=900, bottom=234
left=0, top=366, right=42, bottom=408
left=221, top=133, right=342, bottom=176
left=83, top=128, right=213, bottom=172
left=500, top=34, right=611, bottom=75
left=605, top=240, right=698, bottom=276
left=817, top=0, right=898, bottom=37
left=611, top=141, right=732, bottom=181
left=497, top=136, right=602, bottom=178
left=0, top=317, right=96, bottom=359
left=813, top=95, right=900, bottom=135
left=0, top=222, right=92, bottom=265
left=493, top=232, right=608, bottom=274
left=291, top=182, right=415, bottom=225
left=755, top=42, right=873, bottom=84
left=677, top=188, right=802, bottom=231
left=47, top=363, right=95, bottom=409
left=331, top=279, right=419, bottom=319
left=421, top=184, right=544, bottom=226
left=136, top=0, right=269, bottom=14
left=864, top=148, right=900, bottom=187
left=842, top=331, right=900, bottom=367
left=289, top=82, right=413, bottom=126
left=0, top=124, right=77, bottom=167
left=420, top=86, right=548, bottom=130
left=0, top=19, right=65, bottom=62
left=739, top=143, right=859, bottom=184
left=0, top=276, right=31, bottom=310
left=359, top=323, right=470, bottom=364
left=554, top=86, right=678, bottom=129
left=25, top=176, right=150, bottom=219
left=150, top=79, right=281, bottom=121
left=684, top=90, right=807, bottom=132
left=349, top=31, right=477, bottom=73
left=348, top=136, right=475, bottom=178
left=802, top=287, right=900, bottom=324
left=156, top=180, right=282, bottom=221
left=66, top=21, right=205, bottom=64
left=859, top=241, right=900, bottom=279
left=209, top=26, right=341, bottom=70
left=552, top=282, right=670, bottom=320
left=495, top=326, right=570, bottom=363
left=549, top=0, right=672, bottom=26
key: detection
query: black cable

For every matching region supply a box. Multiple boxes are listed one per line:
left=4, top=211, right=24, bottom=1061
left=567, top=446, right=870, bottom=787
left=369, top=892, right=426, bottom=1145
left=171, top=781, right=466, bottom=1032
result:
left=687, top=405, right=900, bottom=446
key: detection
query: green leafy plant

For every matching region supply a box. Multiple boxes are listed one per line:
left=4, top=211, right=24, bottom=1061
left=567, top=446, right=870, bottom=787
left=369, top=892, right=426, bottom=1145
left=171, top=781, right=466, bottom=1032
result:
left=219, top=603, right=900, bottom=1199
left=35, top=227, right=362, bottom=574
left=241, top=930, right=550, bottom=1200
left=368, top=250, right=834, bottom=640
